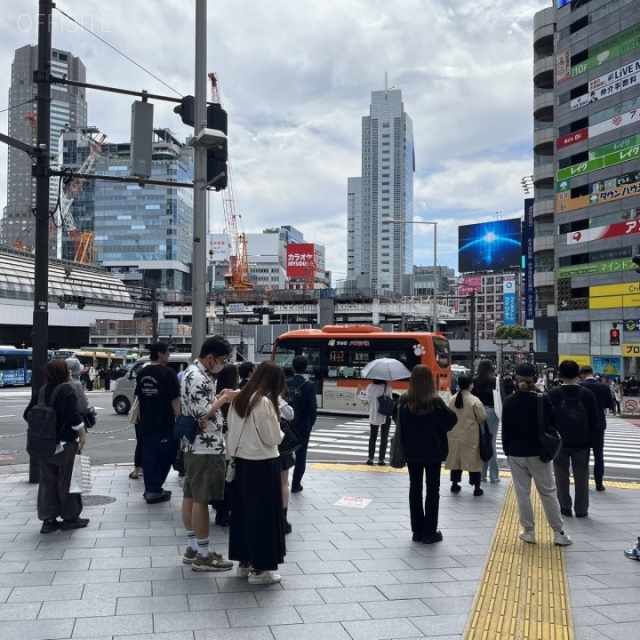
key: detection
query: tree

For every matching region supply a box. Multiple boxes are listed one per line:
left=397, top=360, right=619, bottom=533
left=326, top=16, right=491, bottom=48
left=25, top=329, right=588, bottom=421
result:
left=494, top=324, right=533, bottom=340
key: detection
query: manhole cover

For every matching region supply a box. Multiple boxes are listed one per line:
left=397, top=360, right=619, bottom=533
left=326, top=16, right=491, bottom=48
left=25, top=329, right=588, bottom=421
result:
left=83, top=495, right=116, bottom=506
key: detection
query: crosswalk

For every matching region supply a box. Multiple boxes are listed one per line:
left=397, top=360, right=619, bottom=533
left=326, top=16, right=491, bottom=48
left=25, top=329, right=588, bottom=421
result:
left=307, top=416, right=640, bottom=474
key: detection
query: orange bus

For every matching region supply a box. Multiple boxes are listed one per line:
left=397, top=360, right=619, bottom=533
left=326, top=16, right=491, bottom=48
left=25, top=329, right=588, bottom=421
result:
left=271, top=325, right=451, bottom=414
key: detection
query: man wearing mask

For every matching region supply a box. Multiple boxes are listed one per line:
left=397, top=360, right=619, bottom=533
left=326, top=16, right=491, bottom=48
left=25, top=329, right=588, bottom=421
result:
left=179, top=336, right=237, bottom=572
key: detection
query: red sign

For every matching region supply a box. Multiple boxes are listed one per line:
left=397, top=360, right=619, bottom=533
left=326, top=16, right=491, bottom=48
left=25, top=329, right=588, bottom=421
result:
left=458, top=275, right=483, bottom=295
left=286, top=243, right=315, bottom=277
left=556, top=128, right=589, bottom=150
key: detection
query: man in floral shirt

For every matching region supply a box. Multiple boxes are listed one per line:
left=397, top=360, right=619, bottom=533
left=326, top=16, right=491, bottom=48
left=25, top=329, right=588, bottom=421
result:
left=179, top=336, right=238, bottom=571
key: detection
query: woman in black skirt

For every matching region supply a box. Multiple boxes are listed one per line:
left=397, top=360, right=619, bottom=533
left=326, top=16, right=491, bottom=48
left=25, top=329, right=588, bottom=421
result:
left=226, top=361, right=286, bottom=584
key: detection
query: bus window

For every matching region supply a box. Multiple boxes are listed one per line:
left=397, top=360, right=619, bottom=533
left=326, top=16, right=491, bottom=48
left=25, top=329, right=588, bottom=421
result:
left=371, top=338, right=421, bottom=376
left=433, top=337, right=451, bottom=369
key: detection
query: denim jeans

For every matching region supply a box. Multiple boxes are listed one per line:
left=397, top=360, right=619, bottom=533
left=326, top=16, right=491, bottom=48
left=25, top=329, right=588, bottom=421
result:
left=481, top=408, right=500, bottom=481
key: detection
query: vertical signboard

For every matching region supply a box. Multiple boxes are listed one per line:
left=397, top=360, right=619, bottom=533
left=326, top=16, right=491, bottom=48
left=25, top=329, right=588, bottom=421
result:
left=503, top=275, right=517, bottom=326
left=523, top=199, right=535, bottom=322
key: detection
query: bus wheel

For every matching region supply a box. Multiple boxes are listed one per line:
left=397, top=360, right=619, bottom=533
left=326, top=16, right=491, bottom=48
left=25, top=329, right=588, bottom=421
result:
left=113, top=397, right=130, bottom=415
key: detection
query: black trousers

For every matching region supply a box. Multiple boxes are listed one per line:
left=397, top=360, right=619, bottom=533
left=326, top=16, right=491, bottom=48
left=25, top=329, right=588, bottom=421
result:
left=292, top=427, right=312, bottom=489
left=37, top=441, right=83, bottom=522
left=592, top=429, right=605, bottom=485
left=450, top=469, right=481, bottom=488
left=368, top=419, right=391, bottom=461
left=139, top=430, right=178, bottom=495
left=407, top=462, right=442, bottom=536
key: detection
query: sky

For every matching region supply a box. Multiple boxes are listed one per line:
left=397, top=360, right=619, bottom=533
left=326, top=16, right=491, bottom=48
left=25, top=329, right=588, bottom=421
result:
left=0, top=0, right=551, bottom=283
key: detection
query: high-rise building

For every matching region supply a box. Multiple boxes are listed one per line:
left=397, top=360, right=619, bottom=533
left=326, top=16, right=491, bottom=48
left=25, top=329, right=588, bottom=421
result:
left=2, top=45, right=87, bottom=250
left=92, top=129, right=194, bottom=294
left=532, top=0, right=640, bottom=375
left=347, top=88, right=414, bottom=293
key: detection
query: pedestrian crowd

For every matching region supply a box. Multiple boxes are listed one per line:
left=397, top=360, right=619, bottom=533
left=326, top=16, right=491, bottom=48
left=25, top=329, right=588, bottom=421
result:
left=23, top=346, right=639, bottom=581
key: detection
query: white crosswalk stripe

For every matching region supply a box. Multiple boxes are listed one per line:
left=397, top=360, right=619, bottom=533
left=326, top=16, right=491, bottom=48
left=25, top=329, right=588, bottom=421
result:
left=308, top=416, right=640, bottom=472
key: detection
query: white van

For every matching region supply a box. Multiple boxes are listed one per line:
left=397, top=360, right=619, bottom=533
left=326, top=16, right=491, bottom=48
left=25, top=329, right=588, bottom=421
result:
left=111, top=354, right=192, bottom=415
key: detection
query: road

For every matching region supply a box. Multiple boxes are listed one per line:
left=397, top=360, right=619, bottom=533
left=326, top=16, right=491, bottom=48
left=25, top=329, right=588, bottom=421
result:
left=1, top=388, right=639, bottom=482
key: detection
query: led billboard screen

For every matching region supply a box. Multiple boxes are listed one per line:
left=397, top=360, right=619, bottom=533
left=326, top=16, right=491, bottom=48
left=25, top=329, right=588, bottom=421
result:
left=458, top=218, right=522, bottom=273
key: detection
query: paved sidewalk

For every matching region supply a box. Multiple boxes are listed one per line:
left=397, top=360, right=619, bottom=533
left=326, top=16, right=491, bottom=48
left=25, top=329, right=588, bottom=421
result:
left=0, top=464, right=638, bottom=639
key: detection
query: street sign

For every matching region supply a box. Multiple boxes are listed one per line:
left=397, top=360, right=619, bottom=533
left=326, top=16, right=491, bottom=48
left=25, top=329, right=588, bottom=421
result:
left=624, top=398, right=638, bottom=413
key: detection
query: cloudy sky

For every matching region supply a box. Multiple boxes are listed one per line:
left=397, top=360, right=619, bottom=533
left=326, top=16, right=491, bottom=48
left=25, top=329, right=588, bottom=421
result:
left=0, top=0, right=550, bottom=282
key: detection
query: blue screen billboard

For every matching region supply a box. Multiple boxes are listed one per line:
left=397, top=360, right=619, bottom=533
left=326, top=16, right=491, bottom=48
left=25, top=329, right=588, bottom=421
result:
left=458, top=218, right=522, bottom=273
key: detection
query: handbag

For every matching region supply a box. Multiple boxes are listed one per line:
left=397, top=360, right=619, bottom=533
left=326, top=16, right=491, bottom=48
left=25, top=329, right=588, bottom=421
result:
left=128, top=397, right=140, bottom=425
left=69, top=451, right=92, bottom=494
left=478, top=421, right=494, bottom=462
left=492, top=376, right=503, bottom=422
left=278, top=417, right=303, bottom=456
left=173, top=414, right=199, bottom=444
left=377, top=387, right=394, bottom=417
left=537, top=394, right=562, bottom=463
left=84, top=411, right=96, bottom=429
left=389, top=406, right=406, bottom=469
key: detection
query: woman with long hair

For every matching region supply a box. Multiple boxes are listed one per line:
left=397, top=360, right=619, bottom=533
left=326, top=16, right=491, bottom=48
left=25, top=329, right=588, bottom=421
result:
left=472, top=359, right=500, bottom=483
left=226, top=361, right=286, bottom=584
left=23, top=359, right=88, bottom=533
left=445, top=375, right=487, bottom=496
left=395, top=365, right=457, bottom=544
left=210, top=363, right=240, bottom=527
left=502, top=362, right=572, bottom=546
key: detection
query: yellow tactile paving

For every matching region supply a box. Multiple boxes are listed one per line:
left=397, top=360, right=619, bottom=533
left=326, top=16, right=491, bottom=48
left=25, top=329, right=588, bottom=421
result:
left=311, top=462, right=640, bottom=639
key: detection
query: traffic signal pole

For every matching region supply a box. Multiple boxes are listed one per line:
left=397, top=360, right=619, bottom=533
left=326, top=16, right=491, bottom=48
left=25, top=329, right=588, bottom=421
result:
left=191, top=0, right=208, bottom=358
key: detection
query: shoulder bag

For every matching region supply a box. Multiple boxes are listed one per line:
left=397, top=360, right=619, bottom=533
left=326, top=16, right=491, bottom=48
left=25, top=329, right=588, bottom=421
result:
left=127, top=397, right=140, bottom=425
left=278, top=417, right=303, bottom=456
left=174, top=414, right=199, bottom=444
left=537, top=393, right=562, bottom=463
left=377, top=385, right=394, bottom=416
left=389, top=405, right=406, bottom=469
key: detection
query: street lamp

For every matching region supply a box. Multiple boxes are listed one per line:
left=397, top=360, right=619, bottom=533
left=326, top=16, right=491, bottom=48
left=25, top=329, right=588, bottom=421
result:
left=383, top=219, right=438, bottom=332
left=493, top=338, right=513, bottom=374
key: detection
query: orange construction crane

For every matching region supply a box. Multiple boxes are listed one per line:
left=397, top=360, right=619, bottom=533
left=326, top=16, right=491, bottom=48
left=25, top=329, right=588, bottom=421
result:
left=208, top=72, right=253, bottom=290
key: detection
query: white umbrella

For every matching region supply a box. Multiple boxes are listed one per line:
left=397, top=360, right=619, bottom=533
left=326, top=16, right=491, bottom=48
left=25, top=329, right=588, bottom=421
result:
left=361, top=358, right=411, bottom=381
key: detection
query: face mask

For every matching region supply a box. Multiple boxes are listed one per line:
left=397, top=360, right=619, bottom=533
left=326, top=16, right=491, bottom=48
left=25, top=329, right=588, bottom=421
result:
left=211, top=362, right=224, bottom=374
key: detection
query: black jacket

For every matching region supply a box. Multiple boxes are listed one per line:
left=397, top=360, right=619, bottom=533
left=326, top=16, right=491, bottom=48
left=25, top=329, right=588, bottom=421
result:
left=580, top=378, right=614, bottom=431
left=502, top=391, right=555, bottom=457
left=395, top=397, right=457, bottom=464
left=547, top=384, right=598, bottom=448
left=286, top=374, right=317, bottom=434
left=24, top=382, right=83, bottom=443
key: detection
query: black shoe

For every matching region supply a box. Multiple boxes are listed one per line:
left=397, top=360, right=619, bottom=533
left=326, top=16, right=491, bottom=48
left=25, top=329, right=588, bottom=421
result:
left=422, top=531, right=443, bottom=544
left=575, top=512, right=588, bottom=518
left=291, top=485, right=303, bottom=493
left=412, top=532, right=422, bottom=542
left=473, top=487, right=484, bottom=497
left=40, top=519, right=62, bottom=534
left=378, top=460, right=386, bottom=466
left=61, top=517, right=90, bottom=530
left=284, top=520, right=292, bottom=534
left=451, top=483, right=461, bottom=493
left=595, top=484, right=606, bottom=492
left=365, top=459, right=374, bottom=466
left=560, top=508, right=573, bottom=517
left=146, top=491, right=172, bottom=504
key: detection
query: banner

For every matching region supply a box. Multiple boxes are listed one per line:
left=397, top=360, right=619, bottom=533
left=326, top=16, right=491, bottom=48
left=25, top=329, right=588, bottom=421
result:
left=523, top=199, right=535, bottom=322
left=286, top=243, right=315, bottom=277
left=458, top=275, right=483, bottom=295
left=557, top=128, right=588, bottom=149
left=570, top=60, right=640, bottom=111
left=557, top=139, right=640, bottom=184
left=567, top=219, right=640, bottom=245
left=556, top=49, right=571, bottom=85
left=556, top=257, right=634, bottom=278
left=502, top=277, right=516, bottom=326
left=591, top=356, right=621, bottom=377
left=557, top=177, right=640, bottom=213
left=207, top=234, right=230, bottom=262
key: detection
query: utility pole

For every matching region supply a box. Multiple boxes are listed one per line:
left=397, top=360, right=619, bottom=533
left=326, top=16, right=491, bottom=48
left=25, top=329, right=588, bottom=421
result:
left=469, top=290, right=476, bottom=376
left=191, top=0, right=208, bottom=357
left=30, top=0, right=53, bottom=483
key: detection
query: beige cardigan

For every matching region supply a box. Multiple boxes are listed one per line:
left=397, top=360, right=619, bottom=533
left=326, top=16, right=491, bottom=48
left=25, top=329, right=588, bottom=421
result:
left=227, top=396, right=284, bottom=460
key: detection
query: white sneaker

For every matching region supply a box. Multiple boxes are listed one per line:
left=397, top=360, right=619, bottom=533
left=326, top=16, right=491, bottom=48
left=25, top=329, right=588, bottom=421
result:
left=519, top=530, right=536, bottom=544
left=248, top=570, right=281, bottom=584
left=554, top=531, right=573, bottom=546
left=236, top=565, right=252, bottom=579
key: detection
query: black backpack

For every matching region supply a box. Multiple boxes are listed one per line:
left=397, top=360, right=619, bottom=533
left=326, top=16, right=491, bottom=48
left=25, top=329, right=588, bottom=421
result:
left=283, top=379, right=310, bottom=427
left=26, top=384, right=65, bottom=459
left=555, top=388, right=589, bottom=447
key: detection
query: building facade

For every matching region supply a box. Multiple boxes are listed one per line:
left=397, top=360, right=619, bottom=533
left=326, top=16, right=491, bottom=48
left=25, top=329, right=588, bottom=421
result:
left=2, top=45, right=87, bottom=250
left=93, top=129, right=194, bottom=294
left=533, top=0, right=640, bottom=377
left=347, top=88, right=415, bottom=293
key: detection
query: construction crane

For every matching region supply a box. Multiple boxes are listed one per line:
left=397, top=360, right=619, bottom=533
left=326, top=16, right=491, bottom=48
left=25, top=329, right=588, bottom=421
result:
left=208, top=72, right=253, bottom=290
left=57, top=133, right=106, bottom=263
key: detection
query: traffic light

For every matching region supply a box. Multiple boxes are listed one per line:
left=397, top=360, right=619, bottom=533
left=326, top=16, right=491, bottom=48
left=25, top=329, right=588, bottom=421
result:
left=173, top=95, right=195, bottom=127
left=206, top=103, right=228, bottom=191
left=633, top=255, right=640, bottom=274
left=610, top=328, right=620, bottom=346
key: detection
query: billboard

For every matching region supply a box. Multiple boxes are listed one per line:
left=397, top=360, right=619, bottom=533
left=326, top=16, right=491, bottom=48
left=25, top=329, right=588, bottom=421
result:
left=458, top=218, right=522, bottom=273
left=502, top=277, right=516, bottom=326
left=523, top=199, right=535, bottom=322
left=286, top=243, right=315, bottom=277
left=592, top=357, right=622, bottom=378
left=207, top=233, right=230, bottom=262
left=458, top=275, right=483, bottom=295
